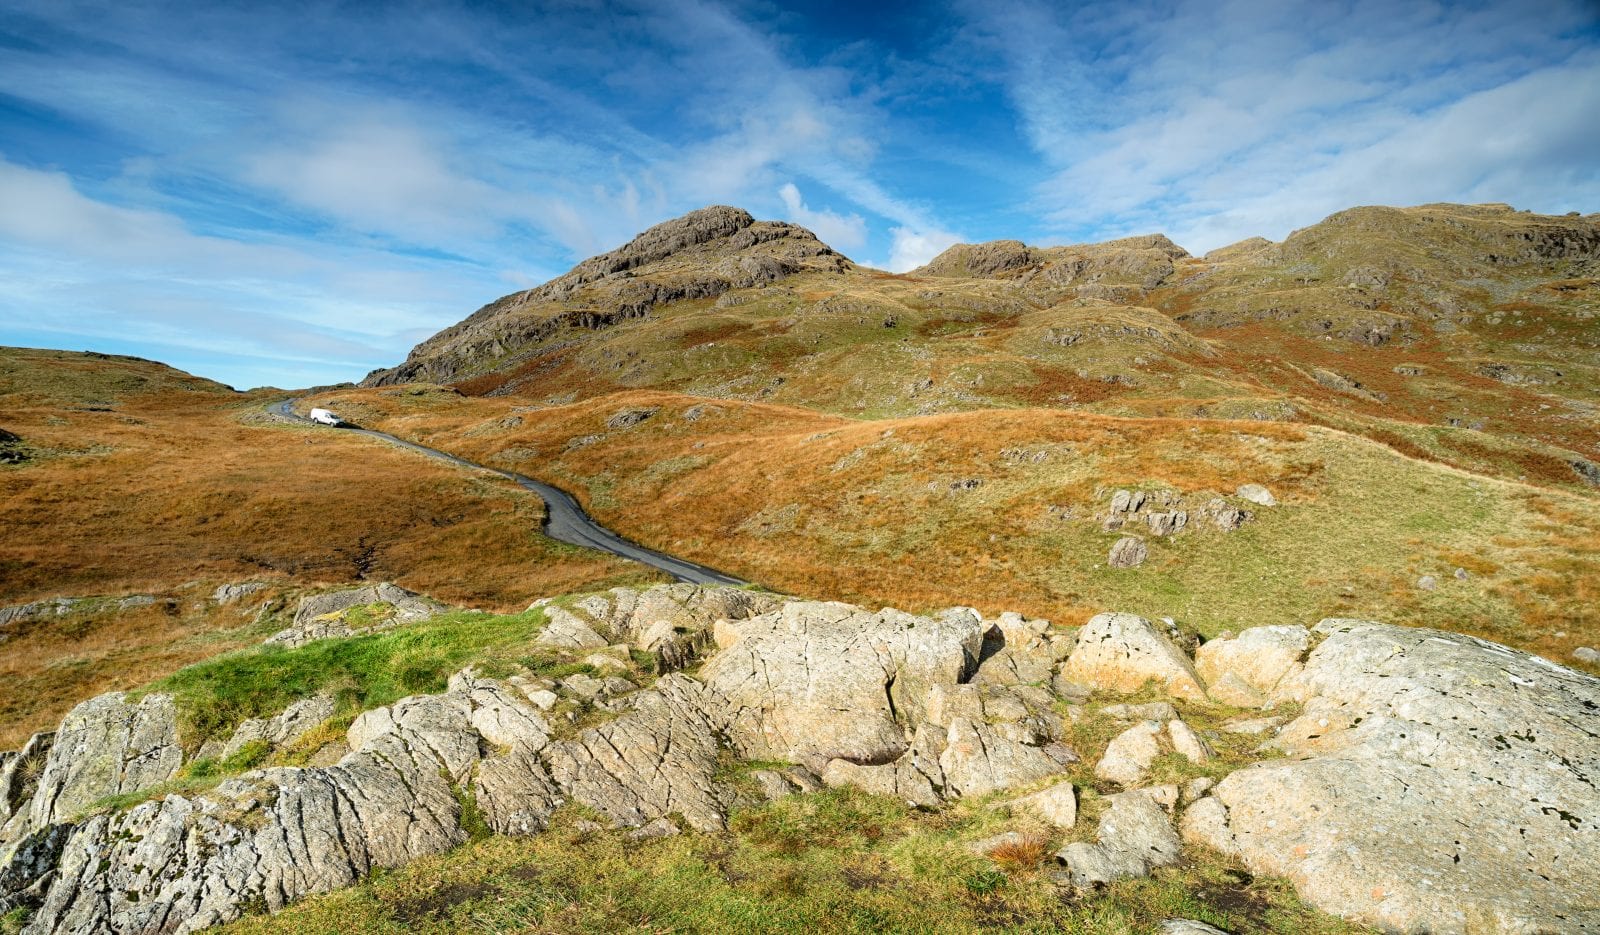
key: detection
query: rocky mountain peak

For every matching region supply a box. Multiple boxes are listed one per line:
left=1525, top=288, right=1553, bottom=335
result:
left=569, top=205, right=758, bottom=281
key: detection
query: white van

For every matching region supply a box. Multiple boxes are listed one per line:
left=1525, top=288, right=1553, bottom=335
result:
left=308, top=408, right=341, bottom=426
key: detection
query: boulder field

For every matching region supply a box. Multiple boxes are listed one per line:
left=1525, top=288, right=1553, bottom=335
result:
left=0, top=583, right=1596, bottom=934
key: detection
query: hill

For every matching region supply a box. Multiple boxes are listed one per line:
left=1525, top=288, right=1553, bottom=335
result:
left=364, top=202, right=1600, bottom=495
left=0, top=347, right=664, bottom=747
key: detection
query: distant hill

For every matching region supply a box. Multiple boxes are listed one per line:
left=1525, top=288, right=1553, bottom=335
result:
left=364, top=202, right=1600, bottom=492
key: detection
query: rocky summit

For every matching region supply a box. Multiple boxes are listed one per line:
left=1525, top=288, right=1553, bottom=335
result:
left=1, top=583, right=1596, bottom=934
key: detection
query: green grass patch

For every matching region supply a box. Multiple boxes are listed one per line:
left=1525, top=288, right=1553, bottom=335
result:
left=141, top=607, right=557, bottom=746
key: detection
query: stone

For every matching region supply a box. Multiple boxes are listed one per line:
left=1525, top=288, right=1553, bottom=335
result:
left=22, top=693, right=183, bottom=831
left=212, top=582, right=266, bottom=605
left=553, top=584, right=786, bottom=671
left=536, top=607, right=609, bottom=649
left=1160, top=921, right=1232, bottom=935
left=1574, top=646, right=1599, bottom=664
left=1183, top=620, right=1600, bottom=933
left=1416, top=574, right=1438, bottom=590
left=1219, top=716, right=1283, bottom=735
left=1095, top=720, right=1163, bottom=786
left=0, top=733, right=51, bottom=832
left=627, top=817, right=679, bottom=840
left=267, top=583, right=443, bottom=647
left=699, top=600, right=983, bottom=772
left=1107, top=536, right=1148, bottom=568
left=582, top=652, right=630, bottom=673
left=2, top=672, right=558, bottom=933
left=1146, top=511, right=1187, bottom=536
left=938, top=717, right=1060, bottom=798
left=1063, top=613, right=1208, bottom=702
left=220, top=694, right=336, bottom=760
left=1194, top=626, right=1308, bottom=696
left=972, top=616, right=1058, bottom=686
left=1100, top=701, right=1178, bottom=722
left=1010, top=779, right=1077, bottom=829
left=558, top=673, right=608, bottom=700
left=1205, top=672, right=1268, bottom=708
left=1181, top=777, right=1214, bottom=804
left=607, top=407, right=659, bottom=429
left=1055, top=787, right=1181, bottom=888
left=749, top=769, right=795, bottom=801
left=1166, top=719, right=1212, bottom=764
left=1234, top=484, right=1275, bottom=506
left=544, top=674, right=732, bottom=833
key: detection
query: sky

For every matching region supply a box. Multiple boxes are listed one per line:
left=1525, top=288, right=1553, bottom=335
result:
left=1, top=0, right=1597, bottom=389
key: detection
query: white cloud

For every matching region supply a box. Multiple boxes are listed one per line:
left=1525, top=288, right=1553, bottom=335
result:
left=0, top=157, right=511, bottom=385
left=245, top=120, right=507, bottom=242
left=777, top=182, right=867, bottom=252
left=886, top=225, right=962, bottom=272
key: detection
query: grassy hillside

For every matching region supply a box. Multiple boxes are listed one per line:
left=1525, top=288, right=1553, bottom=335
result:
left=312, top=386, right=1600, bottom=667
left=0, top=347, right=666, bottom=745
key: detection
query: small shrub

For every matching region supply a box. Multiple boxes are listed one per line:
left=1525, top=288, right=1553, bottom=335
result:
left=987, top=833, right=1050, bottom=870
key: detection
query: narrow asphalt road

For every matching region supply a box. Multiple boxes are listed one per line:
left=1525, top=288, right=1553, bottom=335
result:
left=270, top=399, right=745, bottom=586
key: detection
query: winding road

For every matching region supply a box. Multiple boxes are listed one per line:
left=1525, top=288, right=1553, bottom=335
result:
left=270, top=399, right=744, bottom=586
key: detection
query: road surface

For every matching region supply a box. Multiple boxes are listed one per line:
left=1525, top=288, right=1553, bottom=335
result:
left=269, top=399, right=745, bottom=586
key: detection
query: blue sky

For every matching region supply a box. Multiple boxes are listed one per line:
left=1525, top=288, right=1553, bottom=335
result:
left=2, top=0, right=1597, bottom=389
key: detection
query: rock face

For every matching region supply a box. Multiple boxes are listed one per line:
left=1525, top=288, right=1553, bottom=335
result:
left=364, top=206, right=849, bottom=387
left=266, top=583, right=445, bottom=648
left=1063, top=613, right=1207, bottom=701
left=545, top=674, right=732, bottom=832
left=20, top=693, right=182, bottom=832
left=1193, top=625, right=1308, bottom=699
left=700, top=600, right=985, bottom=772
left=1107, top=536, right=1148, bottom=568
left=1184, top=619, right=1600, bottom=933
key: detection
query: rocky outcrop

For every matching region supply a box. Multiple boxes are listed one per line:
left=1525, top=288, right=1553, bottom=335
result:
left=17, top=693, right=182, bottom=834
left=534, top=584, right=788, bottom=672
left=0, top=734, right=51, bottom=829
left=211, top=695, right=336, bottom=762
left=1183, top=619, right=1600, bottom=933
left=545, top=674, right=731, bottom=832
left=211, top=582, right=266, bottom=605
left=1193, top=625, right=1308, bottom=703
left=9, top=585, right=1600, bottom=934
left=364, top=207, right=849, bottom=387
left=699, top=600, right=985, bottom=772
left=915, top=240, right=1040, bottom=278
left=1063, top=613, right=1207, bottom=701
left=265, top=583, right=445, bottom=648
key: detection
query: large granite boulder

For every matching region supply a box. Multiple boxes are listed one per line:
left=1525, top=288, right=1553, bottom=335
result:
left=699, top=600, right=985, bottom=772
left=1182, top=619, right=1600, bottom=933
left=1063, top=613, right=1208, bottom=701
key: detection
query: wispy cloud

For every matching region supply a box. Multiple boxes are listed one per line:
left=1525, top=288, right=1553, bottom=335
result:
left=961, top=0, right=1600, bottom=251
left=778, top=183, right=867, bottom=253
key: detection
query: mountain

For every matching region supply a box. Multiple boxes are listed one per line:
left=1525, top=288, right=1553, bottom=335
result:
left=367, top=202, right=1600, bottom=492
